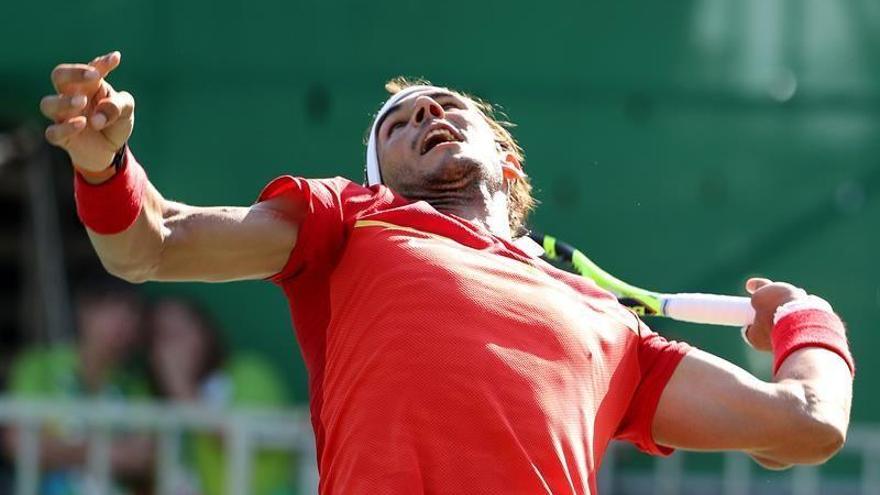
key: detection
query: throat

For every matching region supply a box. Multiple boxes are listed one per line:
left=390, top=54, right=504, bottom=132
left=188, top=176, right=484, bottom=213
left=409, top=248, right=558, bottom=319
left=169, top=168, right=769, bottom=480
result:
left=410, top=183, right=512, bottom=240
left=387, top=157, right=512, bottom=239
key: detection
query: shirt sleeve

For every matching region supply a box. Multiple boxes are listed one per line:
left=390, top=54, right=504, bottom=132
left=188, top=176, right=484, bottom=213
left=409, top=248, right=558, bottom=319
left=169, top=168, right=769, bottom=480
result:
left=614, top=321, right=692, bottom=456
left=255, top=176, right=393, bottom=284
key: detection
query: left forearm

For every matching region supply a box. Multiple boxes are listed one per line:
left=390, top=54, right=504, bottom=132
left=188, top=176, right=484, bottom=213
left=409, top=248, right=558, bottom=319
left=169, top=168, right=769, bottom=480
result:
left=743, top=284, right=853, bottom=466
left=750, top=347, right=852, bottom=465
left=654, top=348, right=851, bottom=468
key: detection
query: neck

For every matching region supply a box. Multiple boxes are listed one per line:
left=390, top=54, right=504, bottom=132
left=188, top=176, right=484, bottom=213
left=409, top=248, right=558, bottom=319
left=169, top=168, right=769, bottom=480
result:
left=389, top=160, right=514, bottom=239
left=451, top=190, right=512, bottom=239
left=417, top=181, right=512, bottom=240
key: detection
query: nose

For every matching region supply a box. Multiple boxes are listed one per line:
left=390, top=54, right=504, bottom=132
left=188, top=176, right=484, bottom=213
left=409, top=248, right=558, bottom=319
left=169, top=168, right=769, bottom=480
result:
left=409, top=96, right=444, bottom=127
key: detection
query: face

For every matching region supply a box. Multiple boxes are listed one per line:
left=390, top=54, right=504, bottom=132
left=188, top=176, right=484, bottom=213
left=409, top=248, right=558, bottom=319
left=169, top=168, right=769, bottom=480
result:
left=78, top=296, right=142, bottom=361
left=150, top=302, right=208, bottom=375
left=375, top=88, right=520, bottom=200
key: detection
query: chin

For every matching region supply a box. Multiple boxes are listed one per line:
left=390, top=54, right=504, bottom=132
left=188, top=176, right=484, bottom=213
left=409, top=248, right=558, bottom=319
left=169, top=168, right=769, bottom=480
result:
left=421, top=151, right=488, bottom=185
left=386, top=150, right=492, bottom=197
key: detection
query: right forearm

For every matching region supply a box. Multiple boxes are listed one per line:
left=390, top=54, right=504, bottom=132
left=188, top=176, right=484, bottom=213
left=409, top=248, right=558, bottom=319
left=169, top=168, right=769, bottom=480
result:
left=77, top=151, right=170, bottom=283
left=86, top=191, right=167, bottom=283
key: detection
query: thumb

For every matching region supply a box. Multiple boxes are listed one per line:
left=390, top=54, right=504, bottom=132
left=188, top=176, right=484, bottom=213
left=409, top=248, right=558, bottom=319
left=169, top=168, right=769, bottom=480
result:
left=746, top=277, right=772, bottom=294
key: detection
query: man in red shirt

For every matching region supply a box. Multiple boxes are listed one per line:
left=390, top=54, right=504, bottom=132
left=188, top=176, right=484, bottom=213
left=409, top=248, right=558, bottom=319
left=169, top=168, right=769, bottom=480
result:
left=43, top=52, right=854, bottom=494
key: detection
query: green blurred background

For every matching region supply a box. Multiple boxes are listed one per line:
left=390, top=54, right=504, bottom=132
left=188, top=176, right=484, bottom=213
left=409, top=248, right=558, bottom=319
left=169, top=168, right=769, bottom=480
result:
left=2, top=0, right=877, bottom=430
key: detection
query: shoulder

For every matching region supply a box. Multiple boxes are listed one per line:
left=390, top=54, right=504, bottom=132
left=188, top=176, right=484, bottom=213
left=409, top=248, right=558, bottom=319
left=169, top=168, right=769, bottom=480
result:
left=256, top=175, right=403, bottom=217
left=257, top=176, right=368, bottom=203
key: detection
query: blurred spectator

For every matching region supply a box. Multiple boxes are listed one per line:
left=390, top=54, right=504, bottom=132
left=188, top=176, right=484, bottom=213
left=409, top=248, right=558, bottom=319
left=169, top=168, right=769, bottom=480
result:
left=2, top=275, right=154, bottom=495
left=147, top=297, right=294, bottom=495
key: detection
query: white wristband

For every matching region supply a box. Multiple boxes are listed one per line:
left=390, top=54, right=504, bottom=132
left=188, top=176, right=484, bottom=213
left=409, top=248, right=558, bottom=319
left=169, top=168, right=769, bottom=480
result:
left=740, top=294, right=835, bottom=346
left=773, top=295, right=834, bottom=326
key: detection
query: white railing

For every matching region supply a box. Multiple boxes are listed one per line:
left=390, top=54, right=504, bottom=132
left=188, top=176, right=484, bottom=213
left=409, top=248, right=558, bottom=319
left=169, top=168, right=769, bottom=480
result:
left=1, top=398, right=876, bottom=495
left=0, top=399, right=318, bottom=495
left=599, top=425, right=880, bottom=495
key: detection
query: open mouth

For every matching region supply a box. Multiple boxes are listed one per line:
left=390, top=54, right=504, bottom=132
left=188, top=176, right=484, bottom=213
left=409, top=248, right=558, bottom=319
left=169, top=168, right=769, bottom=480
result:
left=420, top=124, right=464, bottom=155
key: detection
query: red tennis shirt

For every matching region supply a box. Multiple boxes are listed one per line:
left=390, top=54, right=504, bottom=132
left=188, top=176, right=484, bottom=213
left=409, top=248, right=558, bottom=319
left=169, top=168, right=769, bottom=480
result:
left=258, top=176, right=691, bottom=494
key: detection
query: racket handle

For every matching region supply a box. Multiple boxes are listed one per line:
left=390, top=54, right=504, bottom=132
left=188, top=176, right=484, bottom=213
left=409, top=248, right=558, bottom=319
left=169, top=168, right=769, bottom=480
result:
left=662, top=293, right=755, bottom=327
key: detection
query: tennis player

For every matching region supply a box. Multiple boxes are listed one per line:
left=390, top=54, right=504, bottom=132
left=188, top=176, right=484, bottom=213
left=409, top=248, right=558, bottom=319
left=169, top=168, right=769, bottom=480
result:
left=42, top=51, right=854, bottom=494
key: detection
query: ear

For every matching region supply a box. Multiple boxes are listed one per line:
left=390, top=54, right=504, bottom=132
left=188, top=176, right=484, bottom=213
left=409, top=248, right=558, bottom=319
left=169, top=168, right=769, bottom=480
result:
left=501, top=153, right=526, bottom=181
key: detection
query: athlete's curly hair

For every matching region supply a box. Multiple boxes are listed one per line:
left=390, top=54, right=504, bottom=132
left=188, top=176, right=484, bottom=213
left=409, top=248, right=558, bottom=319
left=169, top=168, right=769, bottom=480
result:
left=370, top=77, right=537, bottom=237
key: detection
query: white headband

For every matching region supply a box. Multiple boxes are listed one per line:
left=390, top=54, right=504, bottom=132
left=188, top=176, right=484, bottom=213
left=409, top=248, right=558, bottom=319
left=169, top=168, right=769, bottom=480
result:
left=365, top=85, right=436, bottom=186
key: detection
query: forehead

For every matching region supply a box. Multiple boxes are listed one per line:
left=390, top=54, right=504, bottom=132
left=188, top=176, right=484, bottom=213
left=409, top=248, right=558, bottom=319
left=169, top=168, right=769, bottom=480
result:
left=375, top=87, right=473, bottom=132
left=392, top=86, right=462, bottom=108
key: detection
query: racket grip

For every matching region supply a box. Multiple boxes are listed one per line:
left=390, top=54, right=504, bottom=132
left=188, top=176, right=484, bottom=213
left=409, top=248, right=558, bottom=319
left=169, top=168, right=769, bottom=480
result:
left=662, top=293, right=755, bottom=327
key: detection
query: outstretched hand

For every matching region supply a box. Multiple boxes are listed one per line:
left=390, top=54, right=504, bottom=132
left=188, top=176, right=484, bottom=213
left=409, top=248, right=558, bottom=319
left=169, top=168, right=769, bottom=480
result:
left=40, top=51, right=134, bottom=174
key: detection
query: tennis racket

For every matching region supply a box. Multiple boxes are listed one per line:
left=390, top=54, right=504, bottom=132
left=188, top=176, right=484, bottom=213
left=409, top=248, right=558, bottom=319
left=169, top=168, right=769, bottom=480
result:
left=530, top=232, right=755, bottom=327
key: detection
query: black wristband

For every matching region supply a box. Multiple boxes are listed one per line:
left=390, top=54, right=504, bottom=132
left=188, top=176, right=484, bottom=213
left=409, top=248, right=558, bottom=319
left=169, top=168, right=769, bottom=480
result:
left=111, top=143, right=127, bottom=170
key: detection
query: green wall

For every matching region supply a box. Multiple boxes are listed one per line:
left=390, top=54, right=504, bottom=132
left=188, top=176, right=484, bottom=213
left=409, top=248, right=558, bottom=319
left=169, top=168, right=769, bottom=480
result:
left=3, top=1, right=878, bottom=418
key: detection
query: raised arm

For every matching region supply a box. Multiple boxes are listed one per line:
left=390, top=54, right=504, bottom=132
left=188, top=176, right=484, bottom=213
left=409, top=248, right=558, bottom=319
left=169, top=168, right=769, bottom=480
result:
left=652, top=278, right=853, bottom=468
left=42, top=52, right=299, bottom=282
left=85, top=182, right=300, bottom=283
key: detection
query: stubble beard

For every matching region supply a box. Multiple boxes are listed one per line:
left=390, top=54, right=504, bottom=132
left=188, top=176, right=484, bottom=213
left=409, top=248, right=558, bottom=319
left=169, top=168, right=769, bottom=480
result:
left=393, top=152, right=502, bottom=215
